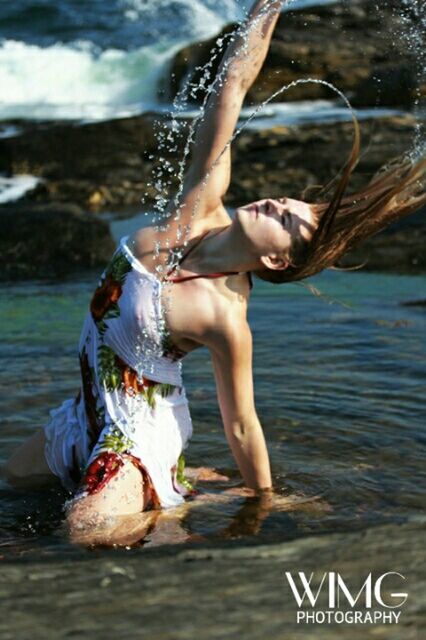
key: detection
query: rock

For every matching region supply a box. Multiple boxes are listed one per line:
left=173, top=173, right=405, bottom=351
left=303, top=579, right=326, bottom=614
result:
left=338, top=222, right=426, bottom=274
left=0, top=114, right=160, bottom=211
left=0, top=112, right=424, bottom=278
left=400, top=299, right=426, bottom=307
left=0, top=520, right=424, bottom=638
left=0, top=113, right=419, bottom=212
left=0, top=201, right=115, bottom=281
left=228, top=115, right=419, bottom=205
left=165, top=0, right=421, bottom=108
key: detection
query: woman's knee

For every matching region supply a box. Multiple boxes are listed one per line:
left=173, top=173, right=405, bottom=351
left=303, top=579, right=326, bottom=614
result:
left=65, top=457, right=148, bottom=532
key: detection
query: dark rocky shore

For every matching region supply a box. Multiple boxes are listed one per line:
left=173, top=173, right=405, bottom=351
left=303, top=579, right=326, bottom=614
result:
left=166, top=0, right=424, bottom=108
left=0, top=519, right=424, bottom=639
left=0, top=0, right=424, bottom=280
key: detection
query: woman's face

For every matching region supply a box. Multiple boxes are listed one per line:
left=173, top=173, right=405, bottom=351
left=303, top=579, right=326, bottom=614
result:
left=235, top=197, right=317, bottom=269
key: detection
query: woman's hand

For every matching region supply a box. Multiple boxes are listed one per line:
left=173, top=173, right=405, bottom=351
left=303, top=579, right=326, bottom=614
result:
left=185, top=466, right=230, bottom=483
left=221, top=486, right=331, bottom=513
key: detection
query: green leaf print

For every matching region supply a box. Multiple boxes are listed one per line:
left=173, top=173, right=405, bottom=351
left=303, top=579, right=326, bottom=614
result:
left=106, top=252, right=132, bottom=284
left=144, top=384, right=156, bottom=410
left=98, top=344, right=121, bottom=392
left=143, top=382, right=176, bottom=410
left=158, top=383, right=176, bottom=398
left=98, top=428, right=135, bottom=455
left=176, top=452, right=194, bottom=492
left=102, top=303, right=121, bottom=323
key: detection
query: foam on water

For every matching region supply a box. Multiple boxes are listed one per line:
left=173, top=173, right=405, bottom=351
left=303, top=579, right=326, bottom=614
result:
left=0, top=174, right=41, bottom=204
left=0, top=38, right=185, bottom=121
left=0, top=0, right=339, bottom=122
left=119, top=0, right=240, bottom=35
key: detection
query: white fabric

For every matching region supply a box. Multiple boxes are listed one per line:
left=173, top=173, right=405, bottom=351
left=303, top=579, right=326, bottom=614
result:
left=43, top=237, right=193, bottom=508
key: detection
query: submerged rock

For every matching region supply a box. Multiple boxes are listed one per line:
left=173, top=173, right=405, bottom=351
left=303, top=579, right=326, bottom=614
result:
left=0, top=202, right=115, bottom=281
left=400, top=299, right=426, bottom=307
left=165, top=0, right=421, bottom=108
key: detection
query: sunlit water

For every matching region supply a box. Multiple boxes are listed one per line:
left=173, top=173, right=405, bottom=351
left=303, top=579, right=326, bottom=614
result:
left=1, top=268, right=425, bottom=556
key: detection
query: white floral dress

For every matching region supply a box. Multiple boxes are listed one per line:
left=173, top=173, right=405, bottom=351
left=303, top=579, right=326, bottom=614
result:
left=43, top=236, right=197, bottom=509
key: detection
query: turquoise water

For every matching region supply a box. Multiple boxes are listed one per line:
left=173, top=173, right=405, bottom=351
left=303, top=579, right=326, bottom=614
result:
left=1, top=269, right=425, bottom=555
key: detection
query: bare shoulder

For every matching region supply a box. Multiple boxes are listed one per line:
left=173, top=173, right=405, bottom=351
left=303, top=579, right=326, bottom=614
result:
left=167, top=270, right=252, bottom=351
left=191, top=272, right=252, bottom=347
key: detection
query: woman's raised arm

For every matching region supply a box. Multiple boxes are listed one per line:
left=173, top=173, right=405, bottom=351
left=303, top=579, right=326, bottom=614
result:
left=178, top=0, right=284, bottom=216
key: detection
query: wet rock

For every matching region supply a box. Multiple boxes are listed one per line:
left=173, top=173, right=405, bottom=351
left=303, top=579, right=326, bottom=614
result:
left=0, top=113, right=419, bottom=212
left=0, top=520, right=424, bottom=638
left=228, top=115, right=419, bottom=205
left=338, top=222, right=426, bottom=274
left=0, top=114, right=160, bottom=211
left=0, top=112, right=423, bottom=278
left=0, top=201, right=115, bottom=281
left=400, top=299, right=426, bottom=307
left=165, top=0, right=421, bottom=108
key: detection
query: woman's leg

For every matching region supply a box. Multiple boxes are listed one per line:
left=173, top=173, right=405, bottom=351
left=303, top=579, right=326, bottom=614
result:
left=0, top=427, right=60, bottom=488
left=65, top=454, right=155, bottom=546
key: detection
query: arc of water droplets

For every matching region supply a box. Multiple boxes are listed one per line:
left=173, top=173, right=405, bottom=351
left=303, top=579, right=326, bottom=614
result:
left=398, top=0, right=425, bottom=159
left=156, top=76, right=362, bottom=340
left=146, top=0, right=294, bottom=263
left=144, top=1, right=298, bottom=339
left=139, top=0, right=425, bottom=365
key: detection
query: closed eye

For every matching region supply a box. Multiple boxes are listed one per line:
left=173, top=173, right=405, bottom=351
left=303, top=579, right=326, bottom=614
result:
left=281, top=212, right=289, bottom=229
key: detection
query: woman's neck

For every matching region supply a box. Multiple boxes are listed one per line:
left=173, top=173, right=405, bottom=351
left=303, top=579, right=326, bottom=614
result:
left=180, top=223, right=260, bottom=275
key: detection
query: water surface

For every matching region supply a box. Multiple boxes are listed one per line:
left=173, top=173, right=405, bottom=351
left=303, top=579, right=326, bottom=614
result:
left=1, top=269, right=425, bottom=556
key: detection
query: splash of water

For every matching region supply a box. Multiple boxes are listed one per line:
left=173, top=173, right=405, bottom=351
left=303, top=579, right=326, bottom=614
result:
left=399, top=0, right=425, bottom=159
left=135, top=0, right=425, bottom=336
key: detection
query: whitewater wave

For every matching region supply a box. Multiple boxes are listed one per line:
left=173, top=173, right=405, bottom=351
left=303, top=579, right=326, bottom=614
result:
left=119, top=0, right=241, bottom=37
left=0, top=0, right=340, bottom=122
left=0, top=174, right=42, bottom=204
left=0, top=38, right=183, bottom=121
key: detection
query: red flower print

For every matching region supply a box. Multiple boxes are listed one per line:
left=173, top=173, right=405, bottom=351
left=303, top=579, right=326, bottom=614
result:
left=83, top=451, right=124, bottom=495
left=90, top=278, right=122, bottom=322
left=115, top=355, right=157, bottom=397
left=82, top=450, right=162, bottom=510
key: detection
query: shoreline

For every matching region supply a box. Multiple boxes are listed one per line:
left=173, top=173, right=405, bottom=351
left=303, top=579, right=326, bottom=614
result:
left=0, top=518, right=424, bottom=638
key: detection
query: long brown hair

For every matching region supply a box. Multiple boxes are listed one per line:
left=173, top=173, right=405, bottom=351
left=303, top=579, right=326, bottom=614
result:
left=255, top=113, right=426, bottom=284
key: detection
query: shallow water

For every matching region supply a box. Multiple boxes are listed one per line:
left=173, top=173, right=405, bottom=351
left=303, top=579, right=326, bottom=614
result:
left=1, top=267, right=425, bottom=556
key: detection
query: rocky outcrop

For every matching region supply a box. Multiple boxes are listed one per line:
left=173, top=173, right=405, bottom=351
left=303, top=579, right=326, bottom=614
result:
left=165, top=0, right=422, bottom=108
left=0, top=201, right=115, bottom=281
left=0, top=111, right=424, bottom=279
left=338, top=218, right=426, bottom=274
left=0, top=114, right=159, bottom=211
left=0, top=114, right=420, bottom=211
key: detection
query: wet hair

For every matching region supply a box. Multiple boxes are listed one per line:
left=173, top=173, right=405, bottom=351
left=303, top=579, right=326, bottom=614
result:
left=255, top=113, right=426, bottom=284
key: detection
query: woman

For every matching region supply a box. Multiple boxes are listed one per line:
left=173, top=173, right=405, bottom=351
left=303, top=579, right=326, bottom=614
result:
left=2, top=0, right=425, bottom=546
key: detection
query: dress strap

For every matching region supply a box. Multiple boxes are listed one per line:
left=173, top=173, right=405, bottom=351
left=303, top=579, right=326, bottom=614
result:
left=164, top=228, right=253, bottom=290
left=167, top=229, right=210, bottom=282
left=165, top=228, right=221, bottom=280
